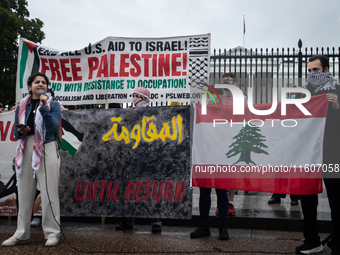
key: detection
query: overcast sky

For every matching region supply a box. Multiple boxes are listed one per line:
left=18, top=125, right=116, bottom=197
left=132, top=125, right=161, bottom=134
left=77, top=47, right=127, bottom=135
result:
left=28, top=0, right=340, bottom=53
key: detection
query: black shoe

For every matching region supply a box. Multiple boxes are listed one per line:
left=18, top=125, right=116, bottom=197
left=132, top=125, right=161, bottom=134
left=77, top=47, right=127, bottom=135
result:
left=218, top=227, right=229, bottom=240
left=115, top=222, right=133, bottom=231
left=151, top=225, right=162, bottom=233
left=328, top=240, right=340, bottom=255
left=190, top=224, right=211, bottom=238
left=296, top=241, right=323, bottom=254
left=268, top=196, right=281, bottom=204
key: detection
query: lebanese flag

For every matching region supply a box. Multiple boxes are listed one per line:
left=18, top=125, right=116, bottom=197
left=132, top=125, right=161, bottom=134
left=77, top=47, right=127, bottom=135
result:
left=191, top=94, right=328, bottom=195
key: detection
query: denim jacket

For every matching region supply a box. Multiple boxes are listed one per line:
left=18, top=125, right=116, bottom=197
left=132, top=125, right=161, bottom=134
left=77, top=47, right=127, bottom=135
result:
left=14, top=100, right=61, bottom=144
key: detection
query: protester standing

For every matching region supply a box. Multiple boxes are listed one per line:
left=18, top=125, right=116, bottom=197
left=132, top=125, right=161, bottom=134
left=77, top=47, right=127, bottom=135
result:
left=115, top=87, right=162, bottom=233
left=2, top=72, right=61, bottom=247
left=296, top=55, right=340, bottom=255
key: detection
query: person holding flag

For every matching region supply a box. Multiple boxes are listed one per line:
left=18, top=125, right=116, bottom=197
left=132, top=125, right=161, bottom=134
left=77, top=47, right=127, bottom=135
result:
left=296, top=55, right=340, bottom=255
left=218, top=73, right=246, bottom=217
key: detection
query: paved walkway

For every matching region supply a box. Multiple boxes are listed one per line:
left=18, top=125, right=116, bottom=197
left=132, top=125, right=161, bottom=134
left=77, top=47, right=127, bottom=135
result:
left=0, top=184, right=332, bottom=254
left=0, top=219, right=332, bottom=254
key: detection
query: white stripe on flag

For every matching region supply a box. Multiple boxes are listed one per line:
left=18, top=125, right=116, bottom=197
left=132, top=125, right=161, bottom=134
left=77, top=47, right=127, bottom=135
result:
left=192, top=117, right=325, bottom=167
left=63, top=129, right=82, bottom=151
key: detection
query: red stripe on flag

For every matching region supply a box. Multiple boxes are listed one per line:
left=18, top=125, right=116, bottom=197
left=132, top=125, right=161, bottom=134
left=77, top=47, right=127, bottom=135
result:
left=192, top=177, right=323, bottom=195
left=24, top=41, right=38, bottom=53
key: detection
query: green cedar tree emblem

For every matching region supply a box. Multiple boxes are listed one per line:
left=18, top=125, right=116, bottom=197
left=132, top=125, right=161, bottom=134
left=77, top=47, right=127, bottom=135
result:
left=226, top=125, right=269, bottom=165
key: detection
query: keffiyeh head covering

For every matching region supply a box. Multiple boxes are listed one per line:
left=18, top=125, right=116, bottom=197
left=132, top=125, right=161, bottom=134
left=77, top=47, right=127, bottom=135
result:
left=304, top=72, right=337, bottom=93
left=133, top=87, right=150, bottom=108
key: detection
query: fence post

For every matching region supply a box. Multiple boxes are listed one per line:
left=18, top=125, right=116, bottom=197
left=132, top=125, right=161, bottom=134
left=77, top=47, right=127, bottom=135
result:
left=298, top=39, right=303, bottom=87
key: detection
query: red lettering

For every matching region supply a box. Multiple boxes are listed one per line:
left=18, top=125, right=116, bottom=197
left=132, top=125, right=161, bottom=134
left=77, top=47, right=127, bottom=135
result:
left=60, top=59, right=72, bottom=81
left=75, top=181, right=87, bottom=201
left=130, top=54, right=141, bottom=77
left=182, top=53, right=187, bottom=75
left=40, top=58, right=50, bottom=74
left=71, top=59, right=82, bottom=81
left=158, top=54, right=170, bottom=77
left=97, top=55, right=108, bottom=78
left=152, top=54, right=157, bottom=77
left=152, top=182, right=163, bottom=201
left=144, top=182, right=153, bottom=201
left=106, top=182, right=112, bottom=200
left=125, top=182, right=135, bottom=201
left=0, top=121, right=11, bottom=141
left=49, top=59, right=62, bottom=81
left=163, top=181, right=174, bottom=201
left=109, top=54, right=118, bottom=77
left=119, top=54, right=129, bottom=77
left=112, top=182, right=119, bottom=201
left=88, top=57, right=99, bottom=79
left=171, top=53, right=181, bottom=76
left=134, top=182, right=143, bottom=201
left=142, top=54, right=152, bottom=77
left=174, top=181, right=186, bottom=201
left=98, top=181, right=108, bottom=200
left=10, top=124, right=18, bottom=142
left=86, top=181, right=98, bottom=200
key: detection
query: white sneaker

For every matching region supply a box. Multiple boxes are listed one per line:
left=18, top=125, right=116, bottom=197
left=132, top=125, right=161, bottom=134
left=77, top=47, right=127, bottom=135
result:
left=45, top=237, right=59, bottom=247
left=31, top=217, right=41, bottom=227
left=296, top=242, right=323, bottom=254
left=2, top=236, right=30, bottom=246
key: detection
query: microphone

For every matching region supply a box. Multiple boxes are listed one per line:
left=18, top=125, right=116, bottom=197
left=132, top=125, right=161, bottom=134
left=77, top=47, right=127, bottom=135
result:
left=39, top=89, right=45, bottom=105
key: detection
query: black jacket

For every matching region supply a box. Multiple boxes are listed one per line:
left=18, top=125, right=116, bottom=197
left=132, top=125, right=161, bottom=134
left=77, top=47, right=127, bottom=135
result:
left=303, top=84, right=340, bottom=152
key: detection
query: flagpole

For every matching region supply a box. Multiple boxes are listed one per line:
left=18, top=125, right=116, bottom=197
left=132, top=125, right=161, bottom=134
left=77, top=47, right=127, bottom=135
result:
left=243, top=15, right=245, bottom=48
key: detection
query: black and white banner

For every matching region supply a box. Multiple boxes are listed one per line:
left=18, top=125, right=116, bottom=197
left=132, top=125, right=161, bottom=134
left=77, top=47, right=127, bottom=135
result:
left=0, top=106, right=192, bottom=218
left=59, top=105, right=191, bottom=218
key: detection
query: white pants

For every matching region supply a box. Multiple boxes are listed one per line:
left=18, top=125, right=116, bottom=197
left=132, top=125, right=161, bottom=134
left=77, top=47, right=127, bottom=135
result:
left=14, top=135, right=60, bottom=240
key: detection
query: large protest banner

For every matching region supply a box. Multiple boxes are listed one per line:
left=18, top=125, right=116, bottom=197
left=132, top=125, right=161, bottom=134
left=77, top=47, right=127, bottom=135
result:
left=0, top=106, right=191, bottom=218
left=59, top=105, right=191, bottom=218
left=16, top=35, right=210, bottom=105
left=191, top=95, right=328, bottom=195
left=0, top=111, right=18, bottom=215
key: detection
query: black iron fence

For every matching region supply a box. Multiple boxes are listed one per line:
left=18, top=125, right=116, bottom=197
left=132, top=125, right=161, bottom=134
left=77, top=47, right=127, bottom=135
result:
left=1, top=40, right=339, bottom=108
left=210, top=39, right=340, bottom=104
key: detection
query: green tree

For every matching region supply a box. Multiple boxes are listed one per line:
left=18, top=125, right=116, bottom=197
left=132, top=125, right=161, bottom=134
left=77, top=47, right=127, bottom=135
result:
left=0, top=0, right=45, bottom=108
left=226, top=125, right=269, bottom=165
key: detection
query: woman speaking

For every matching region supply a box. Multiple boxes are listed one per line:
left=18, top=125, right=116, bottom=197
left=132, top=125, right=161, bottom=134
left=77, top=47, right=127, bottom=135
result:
left=2, top=72, right=61, bottom=247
